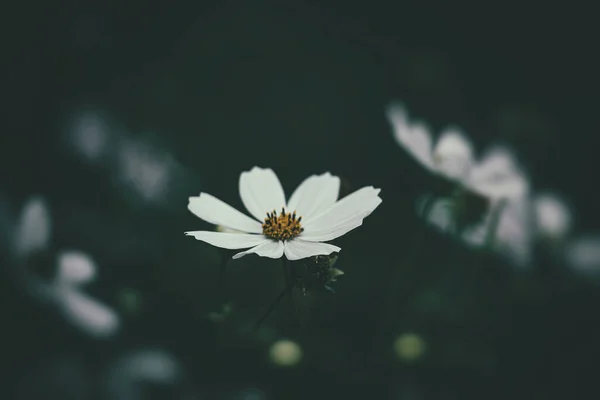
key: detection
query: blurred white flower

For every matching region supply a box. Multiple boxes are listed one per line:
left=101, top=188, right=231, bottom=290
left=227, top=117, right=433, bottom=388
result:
left=104, top=348, right=183, bottom=400
left=13, top=196, right=52, bottom=258
left=387, top=103, right=471, bottom=180
left=186, top=166, right=382, bottom=260
left=11, top=196, right=119, bottom=338
left=533, top=192, right=572, bottom=241
left=388, top=103, right=531, bottom=265
left=117, top=137, right=173, bottom=204
left=53, top=250, right=119, bottom=338
left=387, top=103, right=528, bottom=199
left=65, top=110, right=111, bottom=163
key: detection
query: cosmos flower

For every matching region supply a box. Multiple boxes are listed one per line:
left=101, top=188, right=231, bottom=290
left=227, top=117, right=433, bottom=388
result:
left=387, top=102, right=528, bottom=201
left=387, top=102, right=531, bottom=265
left=11, top=196, right=119, bottom=338
left=186, top=167, right=382, bottom=260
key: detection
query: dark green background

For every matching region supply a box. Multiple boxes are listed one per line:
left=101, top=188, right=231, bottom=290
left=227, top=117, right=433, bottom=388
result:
left=2, top=1, right=598, bottom=399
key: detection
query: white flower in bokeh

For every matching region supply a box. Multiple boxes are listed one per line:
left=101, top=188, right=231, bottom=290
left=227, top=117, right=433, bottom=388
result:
left=533, top=192, right=572, bottom=241
left=104, top=348, right=183, bottom=400
left=386, top=102, right=474, bottom=180
left=387, top=102, right=528, bottom=200
left=387, top=103, right=530, bottom=264
left=53, top=251, right=120, bottom=338
left=12, top=196, right=119, bottom=338
left=65, top=109, right=111, bottom=164
left=117, top=137, right=173, bottom=204
left=186, top=167, right=382, bottom=260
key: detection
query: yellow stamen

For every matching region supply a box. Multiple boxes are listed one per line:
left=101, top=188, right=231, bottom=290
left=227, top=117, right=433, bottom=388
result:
left=262, top=207, right=303, bottom=241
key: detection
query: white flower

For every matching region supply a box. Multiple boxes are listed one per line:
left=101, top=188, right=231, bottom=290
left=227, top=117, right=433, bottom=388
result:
left=185, top=167, right=382, bottom=260
left=387, top=103, right=532, bottom=265
left=387, top=102, right=528, bottom=199
left=12, top=196, right=119, bottom=338
left=116, top=137, right=173, bottom=204
left=53, top=250, right=120, bottom=338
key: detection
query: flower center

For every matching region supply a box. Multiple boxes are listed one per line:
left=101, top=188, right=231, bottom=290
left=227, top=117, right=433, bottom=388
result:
left=262, top=207, right=303, bottom=241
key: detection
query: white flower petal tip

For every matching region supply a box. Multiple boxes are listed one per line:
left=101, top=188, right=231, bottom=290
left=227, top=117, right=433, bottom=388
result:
left=184, top=231, right=267, bottom=250
left=287, top=172, right=341, bottom=218
left=14, top=196, right=51, bottom=257
left=385, top=102, right=434, bottom=170
left=385, top=102, right=409, bottom=125
left=57, top=251, right=97, bottom=285
left=187, top=193, right=262, bottom=233
left=300, top=186, right=382, bottom=242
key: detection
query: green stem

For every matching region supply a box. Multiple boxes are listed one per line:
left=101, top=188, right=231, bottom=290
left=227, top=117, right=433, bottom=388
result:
left=252, top=282, right=294, bottom=333
left=282, top=257, right=303, bottom=330
left=218, top=251, right=231, bottom=303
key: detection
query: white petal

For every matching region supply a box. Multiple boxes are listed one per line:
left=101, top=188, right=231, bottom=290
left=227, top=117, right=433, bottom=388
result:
left=287, top=172, right=340, bottom=219
left=185, top=231, right=267, bottom=249
left=56, top=251, right=97, bottom=285
left=301, top=187, right=381, bottom=241
left=232, top=240, right=284, bottom=259
left=239, top=167, right=286, bottom=221
left=57, top=289, right=119, bottom=338
left=386, top=102, right=435, bottom=170
left=466, top=146, right=529, bottom=199
left=565, top=236, right=600, bottom=274
left=14, top=196, right=51, bottom=257
left=283, top=240, right=341, bottom=261
left=188, top=193, right=262, bottom=233
left=432, top=129, right=474, bottom=180
left=533, top=192, right=572, bottom=240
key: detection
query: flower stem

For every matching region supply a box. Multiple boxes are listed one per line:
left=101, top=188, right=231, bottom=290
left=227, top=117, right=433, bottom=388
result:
left=218, top=251, right=231, bottom=304
left=282, top=258, right=302, bottom=330
left=484, top=199, right=508, bottom=248
left=252, top=282, right=293, bottom=333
